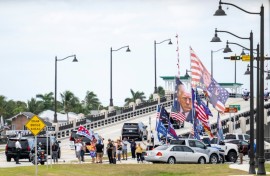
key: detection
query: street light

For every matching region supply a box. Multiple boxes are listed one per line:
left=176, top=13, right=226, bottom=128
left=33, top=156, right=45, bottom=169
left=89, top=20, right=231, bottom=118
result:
left=214, top=1, right=265, bottom=174
left=211, top=29, right=256, bottom=174
left=109, top=45, right=130, bottom=108
left=54, top=55, right=78, bottom=123
left=211, top=48, right=226, bottom=78
left=154, top=39, right=172, bottom=93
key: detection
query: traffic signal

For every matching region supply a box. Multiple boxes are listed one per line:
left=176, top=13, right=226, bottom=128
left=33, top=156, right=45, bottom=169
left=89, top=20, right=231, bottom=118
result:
left=230, top=56, right=241, bottom=60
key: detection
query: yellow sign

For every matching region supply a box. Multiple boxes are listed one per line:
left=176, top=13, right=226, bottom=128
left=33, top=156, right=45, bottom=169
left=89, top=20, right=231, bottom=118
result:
left=25, top=115, right=46, bottom=136
left=242, top=55, right=250, bottom=61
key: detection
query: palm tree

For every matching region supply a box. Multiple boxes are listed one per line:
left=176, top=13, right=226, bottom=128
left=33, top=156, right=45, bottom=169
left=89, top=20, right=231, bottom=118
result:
left=0, top=95, right=7, bottom=117
left=27, top=98, right=44, bottom=114
left=124, top=89, right=146, bottom=106
left=36, top=92, right=54, bottom=110
left=60, top=90, right=80, bottom=122
left=84, top=91, right=101, bottom=113
left=149, top=86, right=165, bottom=100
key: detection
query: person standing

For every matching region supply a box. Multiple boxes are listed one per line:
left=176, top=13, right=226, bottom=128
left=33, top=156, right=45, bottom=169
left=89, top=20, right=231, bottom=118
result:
left=106, top=139, right=113, bottom=164
left=15, top=139, right=22, bottom=164
left=96, top=139, right=104, bottom=163
left=238, top=141, right=244, bottom=164
left=122, top=138, right=128, bottom=160
left=116, top=139, right=122, bottom=162
left=150, top=131, right=154, bottom=145
left=135, top=143, right=143, bottom=163
left=52, top=142, right=59, bottom=164
left=88, top=141, right=96, bottom=164
left=75, top=141, right=82, bottom=163
left=80, top=142, right=86, bottom=162
left=130, top=139, right=136, bottom=159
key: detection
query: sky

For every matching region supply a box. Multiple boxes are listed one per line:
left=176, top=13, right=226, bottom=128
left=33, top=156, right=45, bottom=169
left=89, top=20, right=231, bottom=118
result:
left=0, top=0, right=269, bottom=107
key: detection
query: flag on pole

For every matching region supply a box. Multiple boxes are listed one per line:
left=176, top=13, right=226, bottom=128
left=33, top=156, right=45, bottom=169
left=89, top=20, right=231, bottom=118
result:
left=155, top=105, right=161, bottom=130
left=190, top=47, right=229, bottom=112
left=216, top=112, right=224, bottom=142
left=77, top=125, right=93, bottom=140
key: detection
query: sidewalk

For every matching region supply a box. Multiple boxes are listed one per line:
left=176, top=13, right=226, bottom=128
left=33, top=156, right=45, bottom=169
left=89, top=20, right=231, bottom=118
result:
left=229, top=163, right=270, bottom=175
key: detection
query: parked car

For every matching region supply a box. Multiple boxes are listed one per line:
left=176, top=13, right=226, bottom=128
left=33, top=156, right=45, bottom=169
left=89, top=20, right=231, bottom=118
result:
left=170, top=138, right=220, bottom=164
left=224, top=139, right=249, bottom=156
left=224, top=133, right=250, bottom=142
left=202, top=136, right=239, bottom=163
left=121, top=122, right=147, bottom=141
left=35, top=136, right=61, bottom=158
left=5, top=137, right=33, bottom=162
left=144, top=145, right=209, bottom=164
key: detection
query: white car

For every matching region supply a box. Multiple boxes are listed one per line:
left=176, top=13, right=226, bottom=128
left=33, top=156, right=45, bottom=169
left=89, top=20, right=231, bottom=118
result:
left=144, top=145, right=209, bottom=164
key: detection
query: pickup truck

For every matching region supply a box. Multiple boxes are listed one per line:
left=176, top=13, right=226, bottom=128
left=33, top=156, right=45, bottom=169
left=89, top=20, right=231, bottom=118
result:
left=202, top=136, right=238, bottom=163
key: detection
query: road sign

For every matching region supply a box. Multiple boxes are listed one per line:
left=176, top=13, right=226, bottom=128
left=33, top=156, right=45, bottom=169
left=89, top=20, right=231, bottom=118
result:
left=46, top=126, right=55, bottom=131
left=25, top=115, right=46, bottom=136
left=241, top=55, right=250, bottom=61
left=229, top=104, right=241, bottom=111
left=224, top=107, right=238, bottom=113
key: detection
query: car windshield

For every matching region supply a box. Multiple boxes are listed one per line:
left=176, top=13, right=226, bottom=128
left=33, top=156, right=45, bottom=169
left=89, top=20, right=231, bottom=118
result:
left=154, top=145, right=169, bottom=150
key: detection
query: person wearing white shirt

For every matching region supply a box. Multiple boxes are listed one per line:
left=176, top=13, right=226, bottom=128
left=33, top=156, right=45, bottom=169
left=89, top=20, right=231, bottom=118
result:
left=75, top=142, right=82, bottom=163
left=15, top=139, right=22, bottom=164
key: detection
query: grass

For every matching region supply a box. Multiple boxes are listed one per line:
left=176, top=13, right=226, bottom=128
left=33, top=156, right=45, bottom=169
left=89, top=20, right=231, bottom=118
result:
left=0, top=164, right=250, bottom=176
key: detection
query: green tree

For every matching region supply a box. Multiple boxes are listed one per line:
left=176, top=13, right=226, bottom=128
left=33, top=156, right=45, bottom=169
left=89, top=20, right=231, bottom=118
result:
left=12, top=101, right=27, bottom=115
left=60, top=90, right=80, bottom=121
left=36, top=92, right=54, bottom=111
left=84, top=91, right=101, bottom=113
left=124, top=89, right=146, bottom=106
left=27, top=98, right=44, bottom=114
left=149, top=86, right=165, bottom=100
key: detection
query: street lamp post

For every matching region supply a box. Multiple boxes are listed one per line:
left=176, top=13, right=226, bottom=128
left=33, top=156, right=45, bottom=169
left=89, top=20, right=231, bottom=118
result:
left=211, top=48, right=225, bottom=78
left=211, top=29, right=255, bottom=174
left=54, top=55, right=78, bottom=123
left=109, top=45, right=130, bottom=108
left=154, top=39, right=172, bottom=93
left=214, top=1, right=265, bottom=174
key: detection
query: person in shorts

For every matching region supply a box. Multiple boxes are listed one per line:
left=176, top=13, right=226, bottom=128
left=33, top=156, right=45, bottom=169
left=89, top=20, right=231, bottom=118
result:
left=122, top=137, right=128, bottom=160
left=96, top=139, right=104, bottom=163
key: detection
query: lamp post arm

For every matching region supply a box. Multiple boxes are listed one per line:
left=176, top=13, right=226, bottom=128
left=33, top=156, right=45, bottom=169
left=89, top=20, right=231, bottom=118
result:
left=227, top=42, right=249, bottom=50
left=220, top=1, right=260, bottom=15
left=56, top=55, right=76, bottom=62
left=216, top=29, right=249, bottom=40
left=156, top=39, right=171, bottom=45
left=213, top=48, right=225, bottom=53
left=112, top=45, right=129, bottom=52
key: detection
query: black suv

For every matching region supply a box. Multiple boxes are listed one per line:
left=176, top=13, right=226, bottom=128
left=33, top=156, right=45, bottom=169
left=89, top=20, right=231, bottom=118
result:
left=5, top=137, right=33, bottom=162
left=121, top=122, right=147, bottom=141
left=35, top=136, right=61, bottom=158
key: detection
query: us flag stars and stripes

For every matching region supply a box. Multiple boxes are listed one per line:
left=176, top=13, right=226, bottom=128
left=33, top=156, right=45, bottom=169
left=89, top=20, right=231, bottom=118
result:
left=77, top=125, right=92, bottom=140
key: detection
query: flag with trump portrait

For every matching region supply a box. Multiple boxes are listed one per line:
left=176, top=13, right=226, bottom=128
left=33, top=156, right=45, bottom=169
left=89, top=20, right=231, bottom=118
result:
left=190, top=47, right=229, bottom=112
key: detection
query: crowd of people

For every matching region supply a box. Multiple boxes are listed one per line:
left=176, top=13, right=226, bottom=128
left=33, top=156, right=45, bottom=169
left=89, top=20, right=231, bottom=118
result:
left=73, top=136, right=146, bottom=164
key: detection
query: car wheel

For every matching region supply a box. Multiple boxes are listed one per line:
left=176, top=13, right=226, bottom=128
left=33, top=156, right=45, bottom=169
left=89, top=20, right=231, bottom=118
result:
left=210, top=154, right=218, bottom=164
left=198, top=157, right=206, bottom=164
left=6, top=156, right=11, bottom=162
left=167, top=157, right=175, bottom=164
left=228, top=151, right=237, bottom=163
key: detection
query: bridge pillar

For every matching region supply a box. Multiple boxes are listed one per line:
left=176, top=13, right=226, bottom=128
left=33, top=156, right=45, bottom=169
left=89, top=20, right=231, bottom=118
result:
left=228, top=121, right=234, bottom=133
left=53, top=122, right=59, bottom=132
left=73, top=119, right=77, bottom=129
left=239, top=117, right=246, bottom=134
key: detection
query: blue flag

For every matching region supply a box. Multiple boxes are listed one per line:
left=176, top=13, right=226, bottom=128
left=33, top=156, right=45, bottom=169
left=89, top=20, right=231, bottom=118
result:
left=156, top=119, right=167, bottom=141
left=216, top=112, right=224, bottom=143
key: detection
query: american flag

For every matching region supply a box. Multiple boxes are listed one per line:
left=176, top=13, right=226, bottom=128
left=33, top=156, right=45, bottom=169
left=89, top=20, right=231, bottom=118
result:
left=77, top=125, right=92, bottom=140
left=190, top=47, right=229, bottom=112
left=194, top=89, right=211, bottom=124
left=170, top=106, right=185, bottom=123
